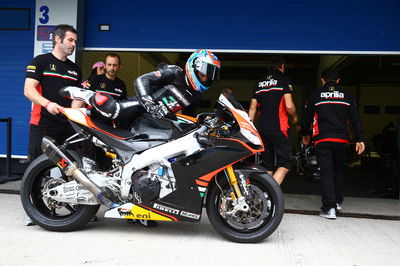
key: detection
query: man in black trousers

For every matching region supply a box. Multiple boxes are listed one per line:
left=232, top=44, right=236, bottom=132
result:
left=301, top=68, right=365, bottom=219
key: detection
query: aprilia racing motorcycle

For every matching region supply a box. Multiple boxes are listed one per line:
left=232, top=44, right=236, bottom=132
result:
left=21, top=88, right=284, bottom=243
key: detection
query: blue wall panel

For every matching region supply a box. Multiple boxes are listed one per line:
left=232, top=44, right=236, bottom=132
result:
left=84, top=0, right=400, bottom=52
left=0, top=0, right=34, bottom=156
left=1, top=0, right=399, bottom=157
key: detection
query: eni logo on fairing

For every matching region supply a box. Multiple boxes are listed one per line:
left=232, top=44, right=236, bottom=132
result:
left=117, top=208, right=151, bottom=219
left=118, top=205, right=173, bottom=221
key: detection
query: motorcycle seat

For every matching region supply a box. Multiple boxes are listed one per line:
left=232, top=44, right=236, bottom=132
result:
left=90, top=118, right=136, bottom=140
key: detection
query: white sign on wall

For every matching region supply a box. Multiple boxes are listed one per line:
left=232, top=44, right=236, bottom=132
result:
left=34, top=0, right=81, bottom=62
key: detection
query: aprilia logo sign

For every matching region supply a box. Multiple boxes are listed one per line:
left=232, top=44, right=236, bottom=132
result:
left=258, top=79, right=277, bottom=88
left=320, top=91, right=344, bottom=99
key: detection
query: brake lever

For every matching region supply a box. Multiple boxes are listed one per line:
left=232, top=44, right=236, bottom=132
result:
left=194, top=132, right=215, bottom=146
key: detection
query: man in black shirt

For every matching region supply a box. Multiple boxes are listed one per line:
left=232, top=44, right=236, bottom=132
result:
left=86, top=53, right=127, bottom=101
left=24, top=24, right=83, bottom=161
left=248, top=56, right=298, bottom=185
left=85, top=53, right=127, bottom=127
left=301, top=68, right=365, bottom=219
left=23, top=24, right=83, bottom=225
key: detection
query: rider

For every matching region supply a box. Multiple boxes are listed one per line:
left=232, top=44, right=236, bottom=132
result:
left=87, top=50, right=220, bottom=227
left=90, top=49, right=221, bottom=125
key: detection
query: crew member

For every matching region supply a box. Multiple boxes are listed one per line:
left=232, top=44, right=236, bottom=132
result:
left=248, top=56, right=298, bottom=185
left=301, top=67, right=365, bottom=219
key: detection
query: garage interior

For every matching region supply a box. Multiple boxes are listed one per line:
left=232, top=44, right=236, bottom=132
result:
left=80, top=51, right=400, bottom=200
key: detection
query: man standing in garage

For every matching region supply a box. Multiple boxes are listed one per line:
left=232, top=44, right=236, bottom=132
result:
left=248, top=56, right=298, bottom=185
left=301, top=67, right=365, bottom=219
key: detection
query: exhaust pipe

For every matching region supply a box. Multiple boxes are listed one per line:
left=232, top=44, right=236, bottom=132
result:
left=41, top=137, right=118, bottom=208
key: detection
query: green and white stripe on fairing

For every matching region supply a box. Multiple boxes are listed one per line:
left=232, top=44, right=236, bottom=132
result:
left=198, top=186, right=206, bottom=197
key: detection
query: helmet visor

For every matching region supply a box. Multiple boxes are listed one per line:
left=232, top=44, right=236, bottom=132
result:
left=196, top=61, right=221, bottom=81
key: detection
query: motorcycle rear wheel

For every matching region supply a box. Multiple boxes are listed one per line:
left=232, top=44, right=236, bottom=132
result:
left=206, top=173, right=284, bottom=243
left=20, top=154, right=100, bottom=232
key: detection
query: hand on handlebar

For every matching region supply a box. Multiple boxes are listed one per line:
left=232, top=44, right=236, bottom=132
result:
left=140, top=96, right=169, bottom=119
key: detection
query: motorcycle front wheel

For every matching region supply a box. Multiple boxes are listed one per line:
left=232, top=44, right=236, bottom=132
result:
left=20, top=154, right=100, bottom=232
left=206, top=172, right=284, bottom=243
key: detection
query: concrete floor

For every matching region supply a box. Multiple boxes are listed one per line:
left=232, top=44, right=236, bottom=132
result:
left=0, top=193, right=399, bottom=266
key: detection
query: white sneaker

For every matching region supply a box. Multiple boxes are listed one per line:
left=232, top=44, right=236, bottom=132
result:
left=319, top=208, right=336, bottom=219
left=23, top=214, right=35, bottom=226
left=336, top=203, right=342, bottom=211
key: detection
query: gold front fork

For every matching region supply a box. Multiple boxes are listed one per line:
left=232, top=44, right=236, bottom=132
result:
left=226, top=165, right=243, bottom=199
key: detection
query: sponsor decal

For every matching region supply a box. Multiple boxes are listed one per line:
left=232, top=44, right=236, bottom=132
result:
left=57, top=158, right=68, bottom=169
left=115, top=88, right=123, bottom=93
left=82, top=80, right=91, bottom=89
left=118, top=209, right=153, bottom=219
left=37, top=25, right=56, bottom=41
left=288, top=84, right=293, bottom=91
left=100, top=82, right=106, bottom=89
left=180, top=211, right=200, bottom=220
left=116, top=205, right=173, bottom=221
left=27, top=65, right=36, bottom=70
left=320, top=91, right=344, bottom=99
left=76, top=197, right=86, bottom=202
left=68, top=70, right=78, bottom=76
left=76, top=185, right=86, bottom=191
left=258, top=79, right=278, bottom=88
left=153, top=203, right=179, bottom=215
left=63, top=186, right=75, bottom=193
left=50, top=64, right=56, bottom=71
left=42, top=43, right=53, bottom=54
left=118, top=208, right=134, bottom=217
left=162, top=96, right=181, bottom=112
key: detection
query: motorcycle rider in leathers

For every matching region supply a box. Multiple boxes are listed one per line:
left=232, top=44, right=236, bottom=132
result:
left=89, top=50, right=221, bottom=125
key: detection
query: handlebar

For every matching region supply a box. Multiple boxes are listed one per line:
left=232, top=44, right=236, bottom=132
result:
left=194, top=125, right=215, bottom=146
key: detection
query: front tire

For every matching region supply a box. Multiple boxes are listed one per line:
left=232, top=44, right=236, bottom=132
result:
left=206, top=173, right=284, bottom=243
left=20, top=154, right=100, bottom=232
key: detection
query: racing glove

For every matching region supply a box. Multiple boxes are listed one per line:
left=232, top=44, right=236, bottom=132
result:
left=90, top=92, right=121, bottom=120
left=140, top=95, right=169, bottom=119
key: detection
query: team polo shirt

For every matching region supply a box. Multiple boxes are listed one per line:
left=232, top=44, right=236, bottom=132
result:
left=25, top=53, right=82, bottom=127
left=87, top=74, right=127, bottom=100
left=301, top=81, right=364, bottom=145
left=252, top=69, right=293, bottom=135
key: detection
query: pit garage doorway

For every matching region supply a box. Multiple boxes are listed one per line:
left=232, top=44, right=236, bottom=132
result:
left=82, top=51, right=400, bottom=199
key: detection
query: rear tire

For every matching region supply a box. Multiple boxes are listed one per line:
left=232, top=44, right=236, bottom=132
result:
left=20, top=154, right=100, bottom=232
left=206, top=173, right=284, bottom=243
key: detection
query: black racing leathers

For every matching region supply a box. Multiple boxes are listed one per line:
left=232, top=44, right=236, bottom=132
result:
left=301, top=81, right=363, bottom=145
left=112, top=64, right=201, bottom=126
left=134, top=64, right=201, bottom=113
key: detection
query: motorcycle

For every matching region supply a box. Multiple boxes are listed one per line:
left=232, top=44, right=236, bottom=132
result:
left=294, top=140, right=320, bottom=181
left=20, top=88, right=284, bottom=243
